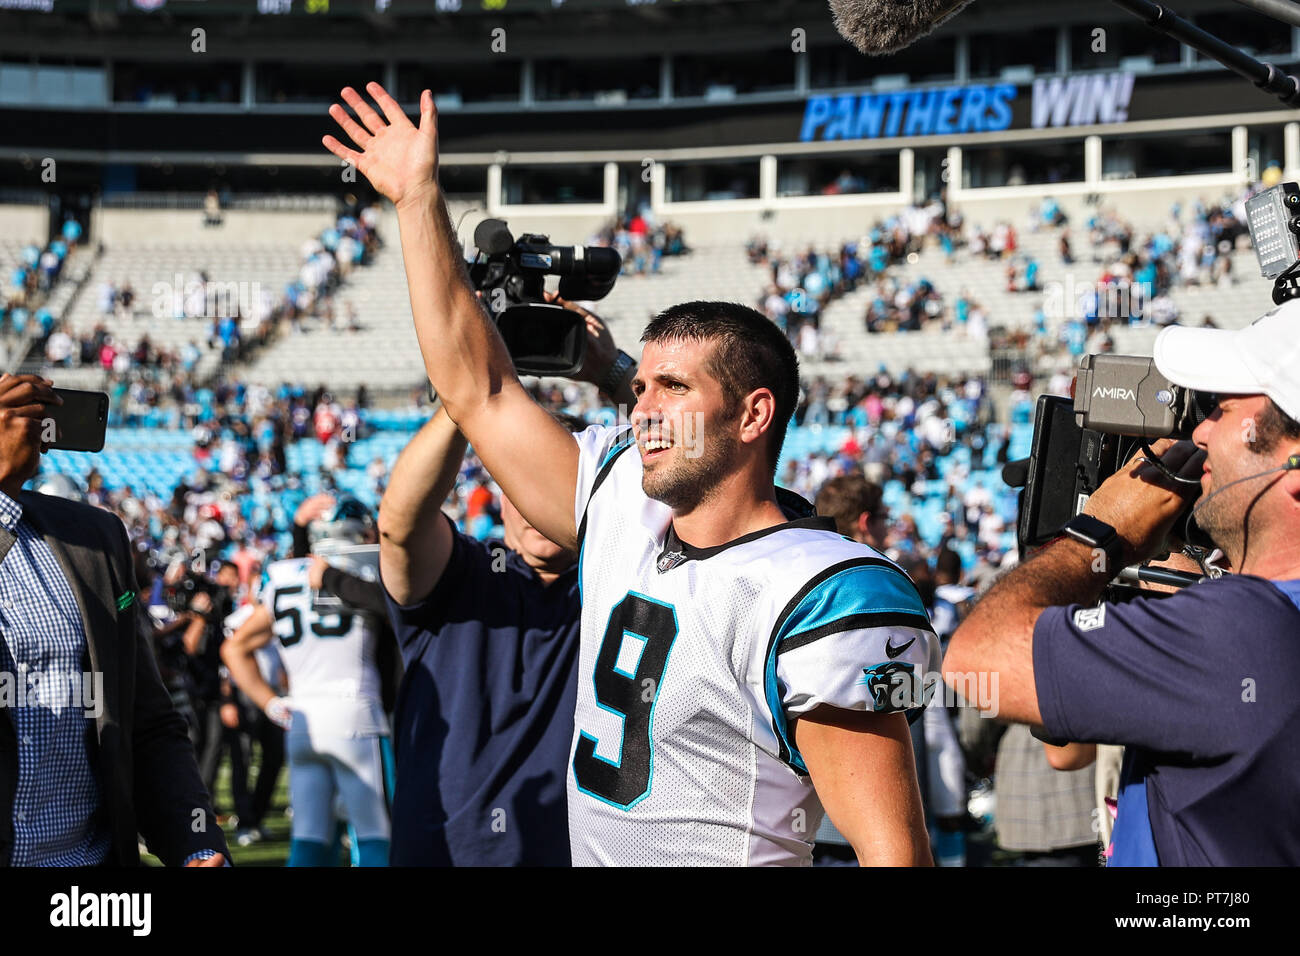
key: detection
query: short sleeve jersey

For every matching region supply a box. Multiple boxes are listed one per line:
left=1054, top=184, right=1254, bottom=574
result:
left=568, top=424, right=940, bottom=866
left=261, top=557, right=388, bottom=738
left=1033, top=574, right=1300, bottom=866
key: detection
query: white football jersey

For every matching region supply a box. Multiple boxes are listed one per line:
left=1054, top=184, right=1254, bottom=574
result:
left=260, top=557, right=388, bottom=738
left=568, top=424, right=941, bottom=866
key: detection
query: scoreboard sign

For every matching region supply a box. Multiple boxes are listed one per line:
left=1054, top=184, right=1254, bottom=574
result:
left=799, top=72, right=1138, bottom=142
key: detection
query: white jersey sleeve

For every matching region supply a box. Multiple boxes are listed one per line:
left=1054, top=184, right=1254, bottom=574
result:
left=223, top=602, right=256, bottom=639
left=768, top=557, right=940, bottom=772
left=573, top=422, right=636, bottom=532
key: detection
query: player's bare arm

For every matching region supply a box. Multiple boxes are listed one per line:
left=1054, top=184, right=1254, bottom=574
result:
left=220, top=604, right=277, bottom=711
left=796, top=708, right=933, bottom=866
left=943, top=439, right=1204, bottom=726
left=322, top=83, right=579, bottom=550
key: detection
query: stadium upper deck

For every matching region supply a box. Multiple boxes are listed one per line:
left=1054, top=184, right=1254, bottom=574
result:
left=1, top=0, right=1296, bottom=242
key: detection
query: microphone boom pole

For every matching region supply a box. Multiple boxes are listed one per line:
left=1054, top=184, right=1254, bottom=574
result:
left=1109, top=0, right=1300, bottom=107
left=1231, top=0, right=1300, bottom=30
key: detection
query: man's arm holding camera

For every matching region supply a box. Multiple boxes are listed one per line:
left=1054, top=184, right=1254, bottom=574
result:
left=323, top=84, right=582, bottom=551
left=1039, top=548, right=1203, bottom=769
left=377, top=405, right=465, bottom=607
left=943, top=439, right=1205, bottom=727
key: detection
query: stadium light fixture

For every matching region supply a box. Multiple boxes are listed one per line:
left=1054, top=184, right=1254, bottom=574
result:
left=1245, top=183, right=1300, bottom=280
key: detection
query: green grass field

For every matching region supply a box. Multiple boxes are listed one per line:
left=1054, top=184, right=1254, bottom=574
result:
left=144, top=745, right=294, bottom=867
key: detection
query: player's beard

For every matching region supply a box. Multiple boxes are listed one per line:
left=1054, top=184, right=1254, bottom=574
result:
left=641, top=414, right=741, bottom=513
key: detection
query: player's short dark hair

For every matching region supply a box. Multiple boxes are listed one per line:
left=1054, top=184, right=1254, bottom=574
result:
left=814, top=474, right=884, bottom=537
left=1255, top=398, right=1300, bottom=453
left=641, top=301, right=798, bottom=474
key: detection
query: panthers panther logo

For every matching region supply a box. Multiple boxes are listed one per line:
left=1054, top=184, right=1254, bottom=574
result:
left=859, top=660, right=917, bottom=712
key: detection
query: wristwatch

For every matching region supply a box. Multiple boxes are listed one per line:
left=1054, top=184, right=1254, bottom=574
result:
left=1062, top=514, right=1125, bottom=574
left=599, top=349, right=636, bottom=397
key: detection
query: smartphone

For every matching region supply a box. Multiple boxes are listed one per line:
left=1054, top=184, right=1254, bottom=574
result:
left=46, top=388, right=109, bottom=453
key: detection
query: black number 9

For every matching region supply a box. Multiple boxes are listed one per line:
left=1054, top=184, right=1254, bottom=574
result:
left=572, top=592, right=678, bottom=809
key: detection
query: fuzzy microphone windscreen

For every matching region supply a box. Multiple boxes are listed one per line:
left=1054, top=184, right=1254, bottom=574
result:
left=829, top=0, right=976, bottom=55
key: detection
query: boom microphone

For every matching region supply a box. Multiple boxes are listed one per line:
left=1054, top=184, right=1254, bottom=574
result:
left=829, top=0, right=976, bottom=55
left=473, top=218, right=515, bottom=256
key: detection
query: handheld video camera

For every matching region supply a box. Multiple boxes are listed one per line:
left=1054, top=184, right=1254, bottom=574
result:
left=161, top=565, right=222, bottom=615
left=468, top=219, right=622, bottom=377
left=1007, top=181, right=1300, bottom=586
left=1010, top=372, right=1219, bottom=560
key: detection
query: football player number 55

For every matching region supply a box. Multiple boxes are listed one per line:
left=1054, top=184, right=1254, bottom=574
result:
left=573, top=593, right=678, bottom=808
left=273, top=585, right=353, bottom=647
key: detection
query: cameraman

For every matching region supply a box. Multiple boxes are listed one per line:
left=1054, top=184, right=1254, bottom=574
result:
left=943, top=304, right=1300, bottom=865
left=172, top=560, right=241, bottom=806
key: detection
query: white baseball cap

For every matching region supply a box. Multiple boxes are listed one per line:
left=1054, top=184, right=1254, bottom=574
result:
left=1153, top=299, right=1300, bottom=422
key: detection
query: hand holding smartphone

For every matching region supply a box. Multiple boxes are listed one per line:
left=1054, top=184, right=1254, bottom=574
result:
left=45, top=387, right=110, bottom=453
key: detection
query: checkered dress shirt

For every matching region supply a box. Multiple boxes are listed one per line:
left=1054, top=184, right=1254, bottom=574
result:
left=0, top=489, right=110, bottom=865
left=0, top=489, right=218, bottom=866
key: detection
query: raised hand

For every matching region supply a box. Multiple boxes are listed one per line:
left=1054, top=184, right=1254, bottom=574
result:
left=323, top=83, right=438, bottom=209
left=293, top=492, right=336, bottom=528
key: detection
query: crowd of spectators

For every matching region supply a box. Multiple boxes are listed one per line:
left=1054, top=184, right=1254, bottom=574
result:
left=1039, top=187, right=1254, bottom=333
left=748, top=199, right=972, bottom=353
left=31, top=201, right=381, bottom=399
left=45, top=364, right=1012, bottom=600
left=781, top=369, right=1014, bottom=576
left=737, top=186, right=1259, bottom=368
left=65, top=379, right=375, bottom=576
left=1, top=216, right=84, bottom=338
left=589, top=211, right=688, bottom=277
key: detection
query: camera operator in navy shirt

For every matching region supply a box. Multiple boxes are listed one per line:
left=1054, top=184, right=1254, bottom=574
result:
left=944, top=301, right=1300, bottom=866
left=378, top=296, right=637, bottom=866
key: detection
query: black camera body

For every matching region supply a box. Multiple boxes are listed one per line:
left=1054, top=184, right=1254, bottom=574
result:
left=163, top=567, right=220, bottom=615
left=468, top=219, right=622, bottom=377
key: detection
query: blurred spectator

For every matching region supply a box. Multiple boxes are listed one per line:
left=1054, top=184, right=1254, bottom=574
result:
left=204, top=189, right=224, bottom=228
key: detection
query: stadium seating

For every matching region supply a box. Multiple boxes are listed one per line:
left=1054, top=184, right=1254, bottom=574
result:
left=39, top=239, right=304, bottom=388
left=2, top=237, right=93, bottom=345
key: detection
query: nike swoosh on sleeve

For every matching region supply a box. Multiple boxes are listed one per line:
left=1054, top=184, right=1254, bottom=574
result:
left=884, top=636, right=916, bottom=659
